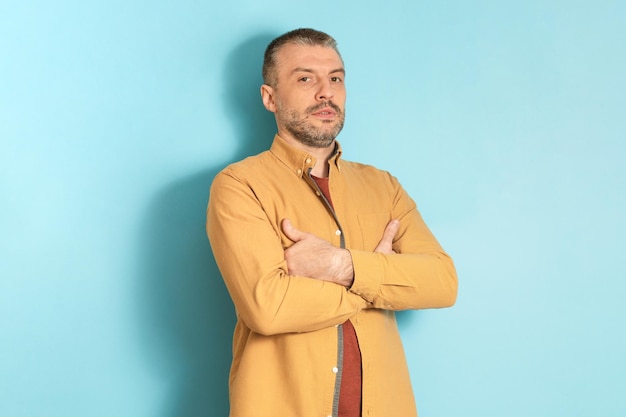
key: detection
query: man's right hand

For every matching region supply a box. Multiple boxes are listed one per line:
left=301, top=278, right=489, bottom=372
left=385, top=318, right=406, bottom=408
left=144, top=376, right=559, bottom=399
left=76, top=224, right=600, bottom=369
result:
left=281, top=218, right=400, bottom=287
left=282, top=218, right=355, bottom=287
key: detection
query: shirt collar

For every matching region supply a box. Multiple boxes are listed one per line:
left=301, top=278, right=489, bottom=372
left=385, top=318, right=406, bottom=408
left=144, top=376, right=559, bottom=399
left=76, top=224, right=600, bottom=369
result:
left=269, top=134, right=343, bottom=178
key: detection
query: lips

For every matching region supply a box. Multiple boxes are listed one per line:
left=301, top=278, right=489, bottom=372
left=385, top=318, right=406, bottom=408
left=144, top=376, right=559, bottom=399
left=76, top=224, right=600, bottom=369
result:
left=309, top=102, right=342, bottom=119
left=312, top=107, right=336, bottom=118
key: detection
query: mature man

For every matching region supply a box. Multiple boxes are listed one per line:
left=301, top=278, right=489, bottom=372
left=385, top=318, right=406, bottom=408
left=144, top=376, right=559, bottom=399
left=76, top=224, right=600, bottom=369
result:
left=207, top=28, right=457, bottom=417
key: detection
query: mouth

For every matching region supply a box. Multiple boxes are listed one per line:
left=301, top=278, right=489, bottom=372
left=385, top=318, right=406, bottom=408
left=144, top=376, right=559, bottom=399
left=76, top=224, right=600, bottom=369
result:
left=311, top=107, right=336, bottom=119
left=309, top=102, right=342, bottom=120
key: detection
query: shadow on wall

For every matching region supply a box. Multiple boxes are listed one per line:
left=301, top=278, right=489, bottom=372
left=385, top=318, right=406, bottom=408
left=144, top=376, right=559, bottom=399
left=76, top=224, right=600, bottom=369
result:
left=138, top=33, right=277, bottom=417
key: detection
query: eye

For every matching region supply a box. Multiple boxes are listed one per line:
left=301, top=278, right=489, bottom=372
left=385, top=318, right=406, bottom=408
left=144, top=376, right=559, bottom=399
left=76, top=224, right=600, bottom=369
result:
left=298, top=76, right=312, bottom=83
left=330, top=76, right=343, bottom=83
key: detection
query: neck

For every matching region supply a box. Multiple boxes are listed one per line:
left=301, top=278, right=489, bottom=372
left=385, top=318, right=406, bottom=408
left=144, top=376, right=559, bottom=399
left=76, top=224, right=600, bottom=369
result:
left=278, top=132, right=335, bottom=178
left=307, top=144, right=335, bottom=178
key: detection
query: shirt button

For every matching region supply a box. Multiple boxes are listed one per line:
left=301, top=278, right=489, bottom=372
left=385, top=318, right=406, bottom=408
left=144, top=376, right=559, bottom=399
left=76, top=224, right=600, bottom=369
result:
left=305, top=157, right=312, bottom=164
left=332, top=366, right=339, bottom=373
left=335, top=230, right=341, bottom=236
left=296, top=168, right=302, bottom=175
left=316, top=191, right=321, bottom=196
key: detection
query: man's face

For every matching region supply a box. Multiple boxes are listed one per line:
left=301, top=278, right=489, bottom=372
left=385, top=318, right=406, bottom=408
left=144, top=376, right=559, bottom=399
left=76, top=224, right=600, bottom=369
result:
left=264, top=43, right=346, bottom=148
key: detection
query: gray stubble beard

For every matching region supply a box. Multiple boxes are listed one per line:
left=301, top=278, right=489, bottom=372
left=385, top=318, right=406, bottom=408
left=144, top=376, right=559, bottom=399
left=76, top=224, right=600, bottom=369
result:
left=278, top=102, right=345, bottom=148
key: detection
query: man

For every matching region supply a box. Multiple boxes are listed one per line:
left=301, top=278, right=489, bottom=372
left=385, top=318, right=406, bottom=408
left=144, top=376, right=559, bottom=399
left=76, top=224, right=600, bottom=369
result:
left=207, top=28, right=457, bottom=417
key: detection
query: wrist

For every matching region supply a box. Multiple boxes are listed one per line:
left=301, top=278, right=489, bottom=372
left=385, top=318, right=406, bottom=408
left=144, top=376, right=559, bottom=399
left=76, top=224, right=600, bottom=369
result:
left=333, top=249, right=354, bottom=288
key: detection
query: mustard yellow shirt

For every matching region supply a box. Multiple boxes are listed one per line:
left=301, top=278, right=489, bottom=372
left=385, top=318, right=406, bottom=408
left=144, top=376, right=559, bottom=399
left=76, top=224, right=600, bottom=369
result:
left=207, top=135, right=457, bottom=417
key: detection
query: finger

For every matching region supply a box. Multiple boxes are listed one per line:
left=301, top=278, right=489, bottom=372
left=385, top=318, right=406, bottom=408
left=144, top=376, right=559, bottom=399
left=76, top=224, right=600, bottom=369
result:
left=382, top=219, right=400, bottom=241
left=281, top=218, right=308, bottom=243
left=375, top=219, right=400, bottom=253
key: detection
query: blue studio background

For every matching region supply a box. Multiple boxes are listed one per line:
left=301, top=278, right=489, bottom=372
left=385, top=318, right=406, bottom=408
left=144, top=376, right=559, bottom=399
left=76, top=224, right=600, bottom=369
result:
left=1, top=1, right=625, bottom=416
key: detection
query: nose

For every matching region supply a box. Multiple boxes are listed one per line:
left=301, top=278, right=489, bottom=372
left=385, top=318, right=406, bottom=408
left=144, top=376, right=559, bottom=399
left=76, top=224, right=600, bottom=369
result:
left=315, top=78, right=333, bottom=102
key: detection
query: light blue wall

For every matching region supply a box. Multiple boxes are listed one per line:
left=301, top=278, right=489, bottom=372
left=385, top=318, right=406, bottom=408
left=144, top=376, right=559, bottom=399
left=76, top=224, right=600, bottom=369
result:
left=2, top=1, right=625, bottom=416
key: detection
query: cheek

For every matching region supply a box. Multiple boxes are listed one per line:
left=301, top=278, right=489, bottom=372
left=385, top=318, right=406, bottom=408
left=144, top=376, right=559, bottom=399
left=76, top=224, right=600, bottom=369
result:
left=334, top=89, right=347, bottom=105
left=280, top=91, right=308, bottom=107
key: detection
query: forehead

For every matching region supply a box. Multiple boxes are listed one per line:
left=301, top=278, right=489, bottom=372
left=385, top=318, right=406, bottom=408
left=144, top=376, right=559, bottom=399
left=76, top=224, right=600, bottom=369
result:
left=275, top=43, right=344, bottom=76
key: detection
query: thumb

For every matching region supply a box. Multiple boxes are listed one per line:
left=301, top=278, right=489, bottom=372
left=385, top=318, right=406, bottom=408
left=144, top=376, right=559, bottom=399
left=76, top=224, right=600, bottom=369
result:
left=282, top=218, right=307, bottom=243
left=375, top=219, right=400, bottom=254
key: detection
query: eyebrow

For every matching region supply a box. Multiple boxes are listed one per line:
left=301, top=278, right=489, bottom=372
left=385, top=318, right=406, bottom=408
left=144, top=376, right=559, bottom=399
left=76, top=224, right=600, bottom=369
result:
left=292, top=67, right=346, bottom=75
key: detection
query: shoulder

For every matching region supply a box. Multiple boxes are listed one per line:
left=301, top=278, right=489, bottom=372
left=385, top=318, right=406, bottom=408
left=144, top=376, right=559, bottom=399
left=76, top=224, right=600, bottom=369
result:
left=215, top=150, right=276, bottom=182
left=339, top=159, right=398, bottom=185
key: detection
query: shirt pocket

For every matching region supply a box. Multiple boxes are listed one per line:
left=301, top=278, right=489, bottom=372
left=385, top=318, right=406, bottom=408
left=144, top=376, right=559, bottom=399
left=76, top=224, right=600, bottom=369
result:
left=356, top=212, right=392, bottom=251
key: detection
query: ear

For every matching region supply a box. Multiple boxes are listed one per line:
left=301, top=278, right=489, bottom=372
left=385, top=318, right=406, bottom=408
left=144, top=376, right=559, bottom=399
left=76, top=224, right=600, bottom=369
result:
left=260, top=84, right=277, bottom=113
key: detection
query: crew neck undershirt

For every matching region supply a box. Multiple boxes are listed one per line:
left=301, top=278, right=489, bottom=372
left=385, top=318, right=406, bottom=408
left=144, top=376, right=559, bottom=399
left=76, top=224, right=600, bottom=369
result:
left=311, top=175, right=362, bottom=417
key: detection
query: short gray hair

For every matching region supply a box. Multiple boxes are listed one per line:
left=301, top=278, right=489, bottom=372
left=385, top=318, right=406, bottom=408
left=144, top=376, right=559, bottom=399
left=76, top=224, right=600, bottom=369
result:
left=262, top=28, right=342, bottom=87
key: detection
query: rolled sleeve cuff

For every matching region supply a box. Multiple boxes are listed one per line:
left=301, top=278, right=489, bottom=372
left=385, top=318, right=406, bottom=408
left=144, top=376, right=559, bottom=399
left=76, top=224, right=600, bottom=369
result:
left=347, top=250, right=383, bottom=303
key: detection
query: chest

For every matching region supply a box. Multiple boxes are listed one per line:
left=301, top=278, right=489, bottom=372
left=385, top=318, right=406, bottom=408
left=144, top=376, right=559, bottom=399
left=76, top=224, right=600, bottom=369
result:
left=251, top=169, right=394, bottom=251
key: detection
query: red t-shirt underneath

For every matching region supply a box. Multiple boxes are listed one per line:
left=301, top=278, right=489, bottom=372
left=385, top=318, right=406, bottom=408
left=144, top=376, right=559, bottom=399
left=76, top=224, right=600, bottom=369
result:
left=312, top=176, right=362, bottom=417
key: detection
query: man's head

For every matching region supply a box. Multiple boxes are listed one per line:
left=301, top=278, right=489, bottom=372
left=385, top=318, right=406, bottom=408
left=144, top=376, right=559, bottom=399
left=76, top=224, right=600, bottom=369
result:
left=260, top=28, right=346, bottom=149
left=262, top=28, right=342, bottom=88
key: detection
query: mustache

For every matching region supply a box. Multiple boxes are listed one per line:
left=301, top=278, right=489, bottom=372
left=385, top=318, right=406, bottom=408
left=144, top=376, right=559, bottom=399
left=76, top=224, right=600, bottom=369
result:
left=306, top=101, right=343, bottom=115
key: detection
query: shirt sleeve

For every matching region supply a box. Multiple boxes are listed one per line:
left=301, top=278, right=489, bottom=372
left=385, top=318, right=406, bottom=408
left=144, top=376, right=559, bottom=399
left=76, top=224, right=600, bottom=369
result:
left=207, top=170, right=369, bottom=336
left=347, top=175, right=458, bottom=310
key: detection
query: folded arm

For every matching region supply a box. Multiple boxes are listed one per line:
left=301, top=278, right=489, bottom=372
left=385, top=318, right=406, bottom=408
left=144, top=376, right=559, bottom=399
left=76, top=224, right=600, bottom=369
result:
left=282, top=217, right=401, bottom=288
left=348, top=178, right=458, bottom=311
left=207, top=171, right=369, bottom=336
